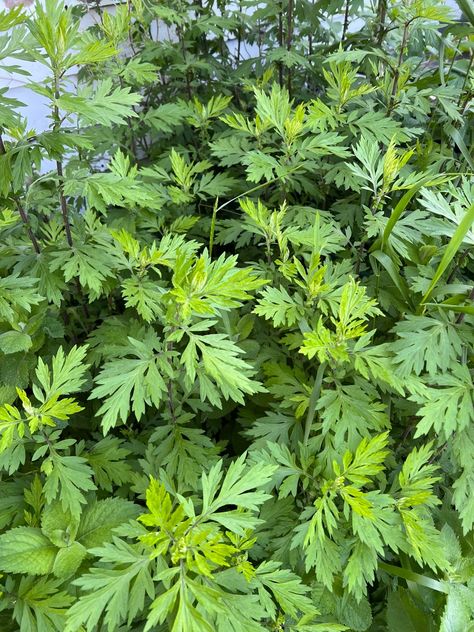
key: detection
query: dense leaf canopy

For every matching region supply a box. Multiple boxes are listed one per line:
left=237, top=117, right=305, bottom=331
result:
left=0, top=0, right=473, bottom=630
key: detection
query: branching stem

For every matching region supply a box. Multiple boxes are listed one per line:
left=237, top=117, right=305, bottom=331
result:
left=53, top=74, right=73, bottom=247
left=0, top=133, right=41, bottom=253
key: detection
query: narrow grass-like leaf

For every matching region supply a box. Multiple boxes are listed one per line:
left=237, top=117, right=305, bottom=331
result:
left=454, top=0, right=474, bottom=26
left=447, top=127, right=474, bottom=171
left=379, top=562, right=448, bottom=594
left=425, top=302, right=474, bottom=315
left=420, top=202, right=474, bottom=308
left=370, top=250, right=413, bottom=309
left=377, top=175, right=453, bottom=251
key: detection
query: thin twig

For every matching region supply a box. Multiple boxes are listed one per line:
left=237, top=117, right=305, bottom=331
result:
left=445, top=37, right=461, bottom=83
left=278, top=3, right=284, bottom=87
left=16, top=202, right=41, bottom=254
left=342, top=0, right=350, bottom=42
left=53, top=77, right=73, bottom=247
left=458, top=51, right=474, bottom=109
left=52, top=81, right=91, bottom=318
left=286, top=0, right=294, bottom=94
left=55, top=160, right=73, bottom=247
left=388, top=20, right=412, bottom=112
left=209, top=197, right=219, bottom=257
left=304, top=361, right=327, bottom=445
left=0, top=134, right=41, bottom=253
left=456, top=286, right=474, bottom=324
left=376, top=0, right=387, bottom=45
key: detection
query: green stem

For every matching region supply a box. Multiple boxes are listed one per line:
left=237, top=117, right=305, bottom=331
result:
left=388, top=19, right=412, bottom=112
left=16, top=201, right=41, bottom=254
left=0, top=134, right=41, bottom=253
left=53, top=74, right=73, bottom=248
left=456, top=286, right=474, bottom=324
left=304, top=361, right=327, bottom=444
left=445, top=37, right=461, bottom=82
left=209, top=196, right=219, bottom=257
left=457, top=51, right=474, bottom=109
left=213, top=164, right=303, bottom=217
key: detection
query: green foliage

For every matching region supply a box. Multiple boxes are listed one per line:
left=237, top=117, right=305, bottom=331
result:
left=0, top=0, right=473, bottom=630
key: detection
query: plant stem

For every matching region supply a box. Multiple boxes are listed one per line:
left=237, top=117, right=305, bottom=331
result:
left=388, top=20, right=411, bottom=112
left=17, top=202, right=41, bottom=254
left=177, top=25, right=192, bottom=100
left=55, top=159, right=73, bottom=247
left=278, top=2, right=284, bottom=87
left=445, top=37, right=461, bottom=83
left=212, top=164, right=303, bottom=217
left=376, top=0, right=387, bottom=45
left=0, top=134, right=41, bottom=253
left=236, top=0, right=242, bottom=64
left=286, top=0, right=294, bottom=94
left=52, top=78, right=91, bottom=319
left=53, top=75, right=73, bottom=247
left=166, top=365, right=177, bottom=424
left=456, top=286, right=474, bottom=324
left=209, top=197, right=219, bottom=257
left=118, top=73, right=138, bottom=159
left=342, top=0, right=350, bottom=41
left=457, top=51, right=474, bottom=109
left=304, top=361, right=327, bottom=444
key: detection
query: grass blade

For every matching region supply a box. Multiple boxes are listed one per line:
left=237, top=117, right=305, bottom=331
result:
left=379, top=562, right=448, bottom=593
left=425, top=302, right=474, bottom=315
left=371, top=250, right=413, bottom=309
left=448, top=127, right=474, bottom=171
left=454, top=0, right=474, bottom=27
left=420, top=202, right=474, bottom=308
left=376, top=175, right=453, bottom=252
